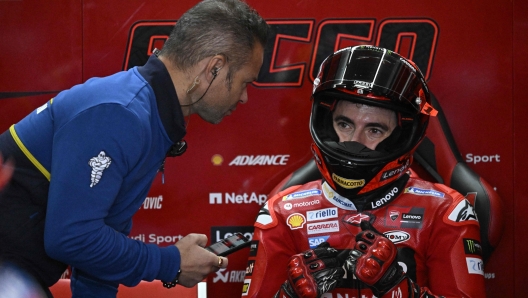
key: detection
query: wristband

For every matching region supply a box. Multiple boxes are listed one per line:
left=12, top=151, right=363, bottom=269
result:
left=162, top=269, right=181, bottom=289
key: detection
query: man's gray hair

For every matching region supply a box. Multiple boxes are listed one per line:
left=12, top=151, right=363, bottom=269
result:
left=160, top=0, right=269, bottom=87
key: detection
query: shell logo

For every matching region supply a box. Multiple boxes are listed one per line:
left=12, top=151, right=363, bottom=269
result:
left=286, top=213, right=306, bottom=230
left=211, top=154, right=224, bottom=166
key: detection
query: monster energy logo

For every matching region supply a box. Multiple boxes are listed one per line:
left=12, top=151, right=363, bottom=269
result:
left=464, top=238, right=482, bottom=256
left=466, top=240, right=477, bottom=253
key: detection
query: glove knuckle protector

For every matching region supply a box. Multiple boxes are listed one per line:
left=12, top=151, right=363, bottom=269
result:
left=345, top=223, right=407, bottom=297
left=280, top=242, right=345, bottom=298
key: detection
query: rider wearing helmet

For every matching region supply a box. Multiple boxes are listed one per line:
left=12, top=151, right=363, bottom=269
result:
left=242, top=46, right=485, bottom=298
left=310, top=45, right=435, bottom=200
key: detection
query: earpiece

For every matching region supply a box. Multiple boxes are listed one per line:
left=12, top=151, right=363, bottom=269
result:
left=212, top=67, right=222, bottom=77
left=183, top=66, right=222, bottom=105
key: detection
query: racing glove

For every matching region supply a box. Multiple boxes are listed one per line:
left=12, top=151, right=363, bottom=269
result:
left=274, top=242, right=345, bottom=298
left=344, top=221, right=422, bottom=297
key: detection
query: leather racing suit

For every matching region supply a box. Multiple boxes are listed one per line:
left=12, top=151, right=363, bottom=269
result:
left=241, top=173, right=486, bottom=297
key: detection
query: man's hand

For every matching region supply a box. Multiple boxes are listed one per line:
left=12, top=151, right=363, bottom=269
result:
left=345, top=221, right=405, bottom=297
left=275, top=242, right=344, bottom=298
left=174, top=233, right=228, bottom=287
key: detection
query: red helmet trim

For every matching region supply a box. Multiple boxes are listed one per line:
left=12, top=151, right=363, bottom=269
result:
left=311, top=143, right=336, bottom=190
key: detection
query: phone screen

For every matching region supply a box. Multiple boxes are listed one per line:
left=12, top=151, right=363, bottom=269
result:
left=206, top=233, right=251, bottom=256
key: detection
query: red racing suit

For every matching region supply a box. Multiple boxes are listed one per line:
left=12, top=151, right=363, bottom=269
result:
left=241, top=174, right=486, bottom=297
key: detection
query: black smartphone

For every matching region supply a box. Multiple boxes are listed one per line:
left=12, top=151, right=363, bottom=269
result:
left=205, top=232, right=251, bottom=256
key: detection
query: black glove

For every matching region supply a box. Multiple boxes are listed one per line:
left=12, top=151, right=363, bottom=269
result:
left=274, top=242, right=345, bottom=298
left=344, top=221, right=406, bottom=297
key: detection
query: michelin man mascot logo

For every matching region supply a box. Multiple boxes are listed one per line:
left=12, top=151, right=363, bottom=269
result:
left=89, top=151, right=112, bottom=187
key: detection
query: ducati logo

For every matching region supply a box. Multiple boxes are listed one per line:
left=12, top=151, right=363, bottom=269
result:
left=390, top=210, right=400, bottom=221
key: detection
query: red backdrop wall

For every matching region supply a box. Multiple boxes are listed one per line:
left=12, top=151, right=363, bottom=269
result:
left=0, top=0, right=526, bottom=297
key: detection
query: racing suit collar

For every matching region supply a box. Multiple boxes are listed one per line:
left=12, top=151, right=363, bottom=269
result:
left=360, top=174, right=409, bottom=211
left=322, top=174, right=410, bottom=212
left=322, top=181, right=358, bottom=211
left=137, top=54, right=186, bottom=144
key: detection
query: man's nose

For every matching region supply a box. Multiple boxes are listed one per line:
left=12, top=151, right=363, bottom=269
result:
left=349, top=132, right=364, bottom=144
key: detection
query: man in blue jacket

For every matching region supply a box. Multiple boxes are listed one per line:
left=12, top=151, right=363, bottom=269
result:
left=0, top=0, right=269, bottom=296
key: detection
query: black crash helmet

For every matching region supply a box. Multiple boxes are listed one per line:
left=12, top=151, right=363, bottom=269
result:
left=310, top=45, right=437, bottom=198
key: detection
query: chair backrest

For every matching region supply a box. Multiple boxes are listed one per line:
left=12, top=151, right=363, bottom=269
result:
left=268, top=93, right=503, bottom=263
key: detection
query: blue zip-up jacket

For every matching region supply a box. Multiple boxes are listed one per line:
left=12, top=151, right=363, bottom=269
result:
left=0, top=55, right=186, bottom=297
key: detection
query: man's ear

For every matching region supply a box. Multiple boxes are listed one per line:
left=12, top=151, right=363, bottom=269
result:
left=207, top=54, right=226, bottom=80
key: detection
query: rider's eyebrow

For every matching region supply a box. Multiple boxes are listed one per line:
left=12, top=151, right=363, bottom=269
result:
left=333, top=115, right=390, bottom=131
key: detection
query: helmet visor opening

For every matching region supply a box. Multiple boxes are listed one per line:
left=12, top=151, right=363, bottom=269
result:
left=310, top=95, right=418, bottom=165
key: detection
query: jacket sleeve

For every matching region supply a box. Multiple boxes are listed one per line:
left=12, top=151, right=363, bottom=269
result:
left=43, top=104, right=179, bottom=289
left=413, top=186, right=486, bottom=297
